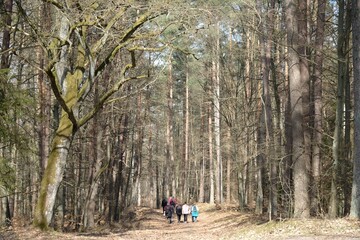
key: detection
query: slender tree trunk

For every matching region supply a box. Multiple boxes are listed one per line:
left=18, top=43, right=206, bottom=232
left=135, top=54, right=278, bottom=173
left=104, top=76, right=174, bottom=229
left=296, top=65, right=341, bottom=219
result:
left=298, top=0, right=312, bottom=218
left=199, top=99, right=206, bottom=203
left=37, top=1, right=51, bottom=179
left=257, top=0, right=276, bottom=219
left=255, top=109, right=265, bottom=215
left=166, top=58, right=175, bottom=197
left=208, top=83, right=214, bottom=204
left=330, top=0, right=351, bottom=218
left=131, top=93, right=144, bottom=206
left=83, top=123, right=103, bottom=229
left=83, top=80, right=103, bottom=229
left=226, top=127, right=231, bottom=204
left=342, top=54, right=352, bottom=216
left=183, top=56, right=190, bottom=201
left=342, top=0, right=352, bottom=217
left=311, top=0, right=326, bottom=216
left=213, top=21, right=223, bottom=204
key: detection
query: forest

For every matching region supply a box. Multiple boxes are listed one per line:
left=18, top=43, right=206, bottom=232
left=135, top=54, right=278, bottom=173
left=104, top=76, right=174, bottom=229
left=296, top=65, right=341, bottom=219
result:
left=1, top=0, right=360, bottom=235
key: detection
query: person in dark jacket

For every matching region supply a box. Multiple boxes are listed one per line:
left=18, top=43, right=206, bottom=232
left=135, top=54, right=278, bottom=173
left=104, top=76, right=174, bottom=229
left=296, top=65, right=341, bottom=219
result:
left=175, top=204, right=183, bottom=223
left=164, top=203, right=174, bottom=224
left=161, top=198, right=167, bottom=216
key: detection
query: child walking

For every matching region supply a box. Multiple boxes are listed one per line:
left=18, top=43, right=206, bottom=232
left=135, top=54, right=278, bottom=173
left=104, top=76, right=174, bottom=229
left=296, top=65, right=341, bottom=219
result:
left=191, top=204, right=199, bottom=222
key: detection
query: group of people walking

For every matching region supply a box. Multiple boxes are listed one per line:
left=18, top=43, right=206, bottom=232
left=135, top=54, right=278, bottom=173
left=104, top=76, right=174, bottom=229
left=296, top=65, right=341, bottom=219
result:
left=161, top=196, right=199, bottom=224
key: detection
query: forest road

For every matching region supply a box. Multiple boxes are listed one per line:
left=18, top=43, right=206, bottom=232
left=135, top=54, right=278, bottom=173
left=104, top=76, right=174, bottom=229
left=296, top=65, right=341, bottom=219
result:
left=2, top=203, right=360, bottom=239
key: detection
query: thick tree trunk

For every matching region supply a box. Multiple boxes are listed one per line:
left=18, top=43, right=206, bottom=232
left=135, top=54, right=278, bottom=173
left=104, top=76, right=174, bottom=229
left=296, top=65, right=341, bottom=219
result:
left=285, top=0, right=310, bottom=218
left=350, top=0, right=360, bottom=219
left=0, top=0, right=13, bottom=226
left=34, top=115, right=75, bottom=229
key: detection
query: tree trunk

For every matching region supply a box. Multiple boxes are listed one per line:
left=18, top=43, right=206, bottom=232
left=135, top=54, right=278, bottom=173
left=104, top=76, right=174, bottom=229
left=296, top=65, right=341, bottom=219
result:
left=226, top=127, right=231, bottom=204
left=83, top=79, right=103, bottom=229
left=208, top=84, right=215, bottom=204
left=297, top=0, right=311, bottom=218
left=199, top=99, right=206, bottom=203
left=213, top=21, right=223, bottom=204
left=285, top=0, right=310, bottom=218
left=311, top=0, right=326, bottom=216
left=0, top=0, right=13, bottom=226
left=330, top=0, right=351, bottom=218
left=166, top=58, right=175, bottom=197
left=183, top=56, right=190, bottom=201
left=257, top=0, right=276, bottom=219
left=34, top=115, right=75, bottom=229
left=350, top=0, right=360, bottom=219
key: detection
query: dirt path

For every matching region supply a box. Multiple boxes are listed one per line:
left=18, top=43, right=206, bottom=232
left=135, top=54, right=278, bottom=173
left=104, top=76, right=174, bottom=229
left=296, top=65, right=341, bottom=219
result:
left=110, top=204, right=256, bottom=240
left=2, top=203, right=360, bottom=239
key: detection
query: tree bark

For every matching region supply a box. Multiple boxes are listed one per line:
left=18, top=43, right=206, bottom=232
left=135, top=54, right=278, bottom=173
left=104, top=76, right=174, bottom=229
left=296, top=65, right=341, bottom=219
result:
left=213, top=21, right=223, bottom=204
left=350, top=0, right=360, bottom=219
left=330, top=0, right=351, bottom=218
left=0, top=0, right=13, bottom=226
left=166, top=58, right=175, bottom=197
left=208, top=81, right=215, bottom=204
left=311, top=0, right=326, bottom=216
left=34, top=114, right=75, bottom=229
left=285, top=0, right=310, bottom=218
left=199, top=98, right=206, bottom=203
left=82, top=79, right=103, bottom=229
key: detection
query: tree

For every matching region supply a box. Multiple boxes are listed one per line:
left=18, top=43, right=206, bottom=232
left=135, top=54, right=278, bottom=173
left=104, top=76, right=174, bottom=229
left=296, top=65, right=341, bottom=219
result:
left=350, top=0, right=360, bottom=219
left=311, top=0, right=326, bottom=216
left=330, top=0, right=352, bottom=218
left=213, top=21, right=223, bottom=204
left=285, top=0, right=310, bottom=218
left=16, top=1, right=169, bottom=229
left=0, top=0, right=13, bottom=225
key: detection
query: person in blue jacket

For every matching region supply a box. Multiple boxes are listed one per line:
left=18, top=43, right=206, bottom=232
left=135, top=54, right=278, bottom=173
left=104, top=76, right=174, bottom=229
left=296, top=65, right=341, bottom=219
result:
left=191, top=204, right=199, bottom=222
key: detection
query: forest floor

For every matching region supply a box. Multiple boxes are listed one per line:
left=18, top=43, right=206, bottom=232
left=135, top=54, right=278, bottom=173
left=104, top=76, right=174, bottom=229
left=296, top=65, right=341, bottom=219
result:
left=2, top=203, right=360, bottom=239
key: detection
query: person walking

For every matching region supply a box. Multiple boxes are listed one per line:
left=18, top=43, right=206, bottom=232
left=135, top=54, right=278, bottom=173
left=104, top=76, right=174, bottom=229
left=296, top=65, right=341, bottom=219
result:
left=161, top=198, right=167, bottom=216
left=175, top=203, right=183, bottom=223
left=164, top=203, right=174, bottom=224
left=191, top=204, right=199, bottom=222
left=182, top=202, right=190, bottom=223
left=168, top=196, right=176, bottom=208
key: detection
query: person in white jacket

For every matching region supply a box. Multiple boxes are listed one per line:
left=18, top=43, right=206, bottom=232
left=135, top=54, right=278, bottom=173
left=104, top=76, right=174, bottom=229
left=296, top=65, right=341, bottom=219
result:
left=182, top=202, right=190, bottom=223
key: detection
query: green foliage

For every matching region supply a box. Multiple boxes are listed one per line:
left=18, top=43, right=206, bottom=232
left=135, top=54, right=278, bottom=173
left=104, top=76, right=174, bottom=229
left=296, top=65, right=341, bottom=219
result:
left=0, top=69, right=35, bottom=193
left=0, top=157, right=15, bottom=193
left=0, top=69, right=35, bottom=148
